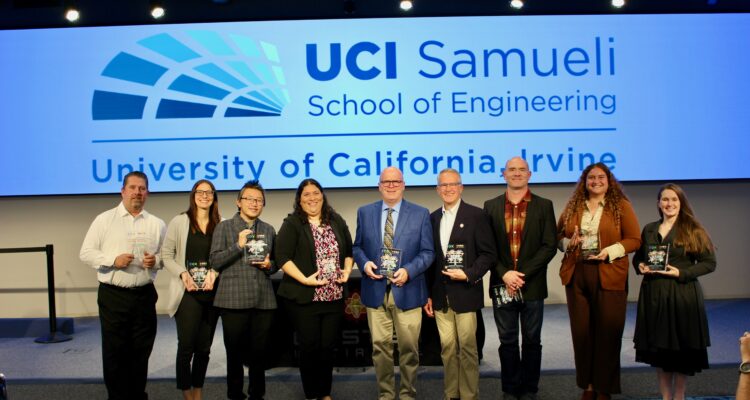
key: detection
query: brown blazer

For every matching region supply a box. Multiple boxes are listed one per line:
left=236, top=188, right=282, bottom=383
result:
left=558, top=199, right=641, bottom=291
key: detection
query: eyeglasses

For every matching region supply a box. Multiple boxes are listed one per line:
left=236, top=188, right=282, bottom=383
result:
left=437, top=182, right=462, bottom=189
left=379, top=180, right=403, bottom=187
left=240, top=197, right=263, bottom=205
left=195, top=190, right=214, bottom=197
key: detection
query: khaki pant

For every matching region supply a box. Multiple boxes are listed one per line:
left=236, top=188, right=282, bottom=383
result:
left=367, top=291, right=423, bottom=400
left=436, top=307, right=479, bottom=400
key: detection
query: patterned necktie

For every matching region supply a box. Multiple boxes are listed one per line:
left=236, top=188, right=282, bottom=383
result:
left=384, top=208, right=394, bottom=249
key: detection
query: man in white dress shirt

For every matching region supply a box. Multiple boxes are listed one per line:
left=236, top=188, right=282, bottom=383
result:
left=80, top=171, right=166, bottom=400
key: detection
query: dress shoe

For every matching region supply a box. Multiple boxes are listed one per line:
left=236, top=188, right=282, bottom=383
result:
left=520, top=393, right=538, bottom=400
left=595, top=394, right=611, bottom=400
left=580, top=390, right=596, bottom=400
left=503, top=393, right=519, bottom=400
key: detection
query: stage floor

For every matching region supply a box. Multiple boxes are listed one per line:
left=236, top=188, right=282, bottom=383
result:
left=0, top=300, right=747, bottom=383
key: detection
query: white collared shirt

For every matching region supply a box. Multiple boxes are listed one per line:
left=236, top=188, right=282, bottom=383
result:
left=580, top=199, right=626, bottom=261
left=440, top=201, right=460, bottom=255
left=80, top=202, right=166, bottom=288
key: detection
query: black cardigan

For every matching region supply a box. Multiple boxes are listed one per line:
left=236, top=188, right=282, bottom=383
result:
left=274, top=211, right=353, bottom=304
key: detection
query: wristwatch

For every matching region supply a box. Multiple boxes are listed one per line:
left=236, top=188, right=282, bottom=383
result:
left=741, top=361, right=750, bottom=374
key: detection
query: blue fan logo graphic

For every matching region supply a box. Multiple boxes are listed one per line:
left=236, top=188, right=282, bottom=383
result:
left=92, top=31, right=289, bottom=120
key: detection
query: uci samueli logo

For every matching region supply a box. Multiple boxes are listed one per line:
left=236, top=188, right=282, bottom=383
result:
left=306, top=41, right=397, bottom=81
left=92, top=31, right=289, bottom=120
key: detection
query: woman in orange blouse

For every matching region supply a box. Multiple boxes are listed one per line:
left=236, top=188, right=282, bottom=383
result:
left=557, top=163, right=641, bottom=400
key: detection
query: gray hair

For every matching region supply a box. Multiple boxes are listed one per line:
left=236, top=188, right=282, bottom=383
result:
left=437, top=168, right=462, bottom=184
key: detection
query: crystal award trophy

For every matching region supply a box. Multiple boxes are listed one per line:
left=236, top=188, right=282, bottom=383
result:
left=127, top=231, right=151, bottom=266
left=490, top=283, right=524, bottom=307
left=445, top=243, right=465, bottom=270
left=320, top=258, right=339, bottom=281
left=244, top=232, right=269, bottom=265
left=379, top=247, right=402, bottom=279
left=187, top=261, right=209, bottom=289
left=646, top=244, right=670, bottom=271
left=579, top=229, right=601, bottom=261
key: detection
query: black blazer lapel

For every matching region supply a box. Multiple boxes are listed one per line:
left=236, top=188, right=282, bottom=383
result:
left=301, top=218, right=316, bottom=267
left=521, top=195, right=536, bottom=242
left=432, top=209, right=444, bottom=260
left=448, top=201, right=469, bottom=245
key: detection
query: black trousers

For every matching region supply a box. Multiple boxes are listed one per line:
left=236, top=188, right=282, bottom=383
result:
left=283, top=298, right=343, bottom=399
left=219, top=307, right=274, bottom=400
left=494, top=299, right=545, bottom=396
left=174, top=291, right=219, bottom=390
left=98, top=282, right=157, bottom=400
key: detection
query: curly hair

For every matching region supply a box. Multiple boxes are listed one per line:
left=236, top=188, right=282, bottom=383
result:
left=293, top=178, right=334, bottom=225
left=559, top=162, right=629, bottom=231
left=657, top=183, right=714, bottom=255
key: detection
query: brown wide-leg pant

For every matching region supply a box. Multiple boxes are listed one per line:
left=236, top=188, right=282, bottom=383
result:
left=565, top=263, right=627, bottom=395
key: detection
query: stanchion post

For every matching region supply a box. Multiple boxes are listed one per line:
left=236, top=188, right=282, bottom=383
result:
left=34, top=244, right=71, bottom=343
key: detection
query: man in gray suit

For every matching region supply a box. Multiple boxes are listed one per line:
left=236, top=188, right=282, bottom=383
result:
left=210, top=180, right=277, bottom=400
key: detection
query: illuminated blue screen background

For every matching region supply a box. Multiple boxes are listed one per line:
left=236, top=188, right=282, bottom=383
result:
left=1, top=13, right=749, bottom=195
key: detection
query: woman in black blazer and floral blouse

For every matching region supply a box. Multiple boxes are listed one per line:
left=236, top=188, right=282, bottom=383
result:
left=275, top=178, right=353, bottom=400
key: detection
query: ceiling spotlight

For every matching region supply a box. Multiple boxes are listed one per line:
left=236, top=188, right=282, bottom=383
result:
left=64, top=8, right=80, bottom=22
left=150, top=5, right=165, bottom=19
left=399, top=0, right=413, bottom=11
left=611, top=0, right=625, bottom=8
left=510, top=0, right=524, bottom=10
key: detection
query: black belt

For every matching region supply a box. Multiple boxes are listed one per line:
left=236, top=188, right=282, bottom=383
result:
left=100, top=282, right=154, bottom=291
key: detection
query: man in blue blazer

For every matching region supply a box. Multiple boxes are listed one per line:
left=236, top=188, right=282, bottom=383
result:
left=353, top=166, right=435, bottom=400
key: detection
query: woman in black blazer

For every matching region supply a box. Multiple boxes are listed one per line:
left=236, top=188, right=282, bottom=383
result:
left=275, top=178, right=353, bottom=400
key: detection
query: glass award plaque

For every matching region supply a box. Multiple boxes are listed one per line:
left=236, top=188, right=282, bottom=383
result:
left=379, top=247, right=402, bottom=279
left=127, top=231, right=151, bottom=264
left=445, top=243, right=465, bottom=270
left=579, top=230, right=601, bottom=261
left=646, top=244, right=669, bottom=271
left=187, top=261, right=209, bottom=289
left=244, top=233, right=269, bottom=265
left=320, top=257, right=339, bottom=281
left=490, top=284, right=524, bottom=308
